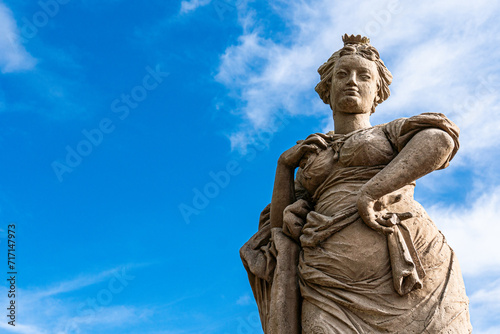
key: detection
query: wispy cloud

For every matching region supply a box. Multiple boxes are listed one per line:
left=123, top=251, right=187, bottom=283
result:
left=58, top=305, right=153, bottom=334
left=217, top=4, right=500, bottom=331
left=180, top=0, right=212, bottom=14
left=427, top=186, right=500, bottom=276
left=0, top=264, right=152, bottom=334
left=0, top=2, right=36, bottom=73
left=30, top=266, right=129, bottom=299
left=0, top=2, right=98, bottom=119
left=468, top=277, right=500, bottom=332
left=216, top=0, right=500, bottom=283
left=236, top=293, right=252, bottom=306
left=0, top=322, right=46, bottom=334
left=216, top=0, right=500, bottom=158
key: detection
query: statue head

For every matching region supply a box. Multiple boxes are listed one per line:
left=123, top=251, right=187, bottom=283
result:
left=315, top=34, right=393, bottom=115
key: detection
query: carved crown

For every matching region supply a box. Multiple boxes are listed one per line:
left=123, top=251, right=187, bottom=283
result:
left=342, top=34, right=370, bottom=45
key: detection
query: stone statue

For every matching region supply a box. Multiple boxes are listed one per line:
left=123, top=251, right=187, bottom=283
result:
left=240, top=34, right=472, bottom=333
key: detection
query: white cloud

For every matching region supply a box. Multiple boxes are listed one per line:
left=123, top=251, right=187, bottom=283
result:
left=216, top=0, right=500, bottom=159
left=0, top=2, right=36, bottom=73
left=0, top=265, right=152, bottom=334
left=475, top=328, right=500, bottom=334
left=0, top=2, right=112, bottom=119
left=0, top=322, right=46, bottom=334
left=468, top=278, right=500, bottom=332
left=30, top=266, right=127, bottom=299
left=427, top=186, right=500, bottom=276
left=236, top=294, right=251, bottom=305
left=58, top=305, right=153, bottom=334
left=180, top=0, right=212, bottom=14
left=217, top=5, right=500, bottom=330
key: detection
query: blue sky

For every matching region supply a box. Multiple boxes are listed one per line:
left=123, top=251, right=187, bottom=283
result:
left=0, top=0, right=499, bottom=333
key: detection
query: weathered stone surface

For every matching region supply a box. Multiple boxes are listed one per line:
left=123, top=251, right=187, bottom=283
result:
left=240, top=34, right=472, bottom=333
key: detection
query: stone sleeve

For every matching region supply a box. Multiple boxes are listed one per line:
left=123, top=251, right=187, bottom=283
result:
left=383, top=112, right=460, bottom=169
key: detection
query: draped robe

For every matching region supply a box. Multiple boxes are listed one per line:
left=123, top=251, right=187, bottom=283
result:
left=241, top=113, right=472, bottom=334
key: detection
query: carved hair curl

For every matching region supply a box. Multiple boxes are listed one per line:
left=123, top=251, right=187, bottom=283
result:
left=315, top=35, right=393, bottom=114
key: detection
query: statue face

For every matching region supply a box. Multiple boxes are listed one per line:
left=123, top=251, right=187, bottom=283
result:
left=330, top=54, right=379, bottom=114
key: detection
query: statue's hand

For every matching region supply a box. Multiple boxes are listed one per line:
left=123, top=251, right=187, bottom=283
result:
left=357, top=191, right=412, bottom=235
left=282, top=199, right=311, bottom=241
left=278, top=133, right=329, bottom=169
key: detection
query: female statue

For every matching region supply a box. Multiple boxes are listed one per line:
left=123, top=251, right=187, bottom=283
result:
left=240, top=34, right=472, bottom=333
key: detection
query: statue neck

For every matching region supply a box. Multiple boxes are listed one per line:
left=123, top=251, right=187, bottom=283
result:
left=333, top=112, right=372, bottom=134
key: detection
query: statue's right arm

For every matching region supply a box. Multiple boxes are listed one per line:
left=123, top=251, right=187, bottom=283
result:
left=270, top=134, right=328, bottom=228
left=270, top=163, right=296, bottom=228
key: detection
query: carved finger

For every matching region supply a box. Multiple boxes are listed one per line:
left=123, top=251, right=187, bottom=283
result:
left=376, top=216, right=398, bottom=227
left=305, top=133, right=331, bottom=143
left=366, top=219, right=394, bottom=235
left=310, top=132, right=331, bottom=140
left=396, top=212, right=413, bottom=221
left=303, top=135, right=328, bottom=150
left=382, top=213, right=393, bottom=220
left=298, top=144, right=319, bottom=156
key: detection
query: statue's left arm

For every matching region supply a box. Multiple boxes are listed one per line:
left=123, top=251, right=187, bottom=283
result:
left=357, top=114, right=458, bottom=234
